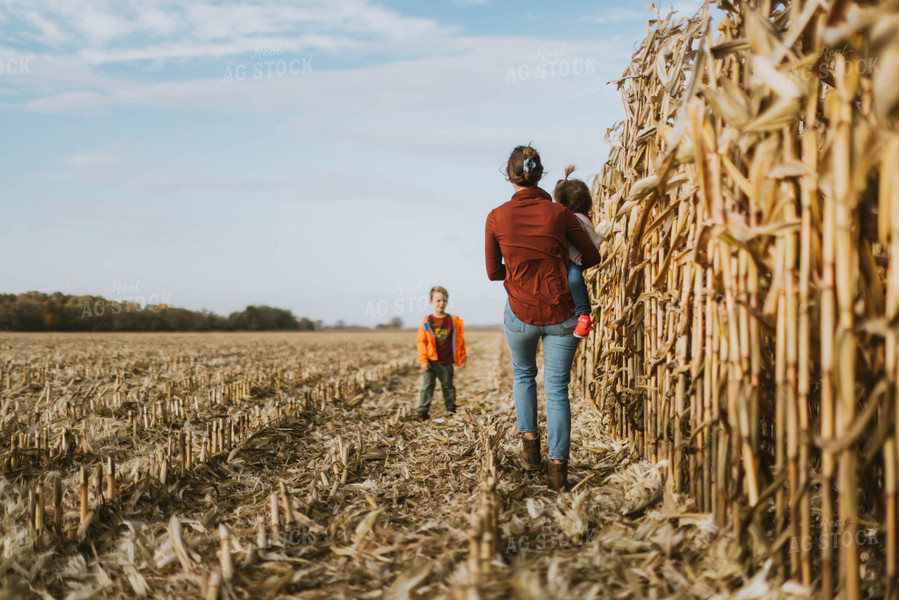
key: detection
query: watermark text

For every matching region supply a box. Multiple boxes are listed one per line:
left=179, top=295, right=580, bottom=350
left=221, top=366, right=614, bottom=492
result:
left=223, top=46, right=312, bottom=82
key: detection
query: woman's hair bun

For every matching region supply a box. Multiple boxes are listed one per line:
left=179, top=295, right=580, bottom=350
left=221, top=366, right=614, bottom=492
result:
left=506, top=144, right=543, bottom=187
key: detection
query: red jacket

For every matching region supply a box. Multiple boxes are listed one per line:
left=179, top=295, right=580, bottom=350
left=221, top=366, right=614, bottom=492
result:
left=417, top=315, right=466, bottom=366
left=485, top=186, right=602, bottom=325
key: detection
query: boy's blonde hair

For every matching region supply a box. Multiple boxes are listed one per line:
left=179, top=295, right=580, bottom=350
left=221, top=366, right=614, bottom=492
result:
left=429, top=286, right=449, bottom=300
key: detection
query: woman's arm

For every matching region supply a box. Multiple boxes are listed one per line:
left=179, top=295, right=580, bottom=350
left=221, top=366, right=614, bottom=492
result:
left=566, top=211, right=601, bottom=268
left=485, top=211, right=506, bottom=281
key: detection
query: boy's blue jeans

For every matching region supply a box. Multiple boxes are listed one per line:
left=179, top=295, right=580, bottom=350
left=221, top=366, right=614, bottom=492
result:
left=568, top=261, right=591, bottom=317
left=503, top=302, right=581, bottom=461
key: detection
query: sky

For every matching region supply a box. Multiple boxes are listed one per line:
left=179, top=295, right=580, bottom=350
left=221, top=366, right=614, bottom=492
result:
left=0, top=0, right=706, bottom=327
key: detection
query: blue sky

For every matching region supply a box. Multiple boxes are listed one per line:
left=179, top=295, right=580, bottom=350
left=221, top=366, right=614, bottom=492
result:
left=0, top=0, right=704, bottom=326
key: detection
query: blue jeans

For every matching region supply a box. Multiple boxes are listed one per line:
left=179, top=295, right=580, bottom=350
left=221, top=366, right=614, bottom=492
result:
left=568, top=261, right=590, bottom=317
left=503, top=302, right=581, bottom=461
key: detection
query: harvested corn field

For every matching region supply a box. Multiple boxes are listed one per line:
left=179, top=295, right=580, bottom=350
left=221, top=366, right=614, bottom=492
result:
left=5, top=0, right=899, bottom=596
left=2, top=330, right=793, bottom=599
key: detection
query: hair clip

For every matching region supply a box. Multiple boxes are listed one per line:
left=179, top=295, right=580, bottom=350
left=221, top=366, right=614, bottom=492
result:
left=523, top=158, right=536, bottom=173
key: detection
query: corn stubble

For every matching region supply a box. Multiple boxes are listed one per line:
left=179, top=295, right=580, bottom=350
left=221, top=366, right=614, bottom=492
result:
left=0, top=331, right=417, bottom=598
left=2, top=328, right=797, bottom=599
left=574, top=0, right=899, bottom=597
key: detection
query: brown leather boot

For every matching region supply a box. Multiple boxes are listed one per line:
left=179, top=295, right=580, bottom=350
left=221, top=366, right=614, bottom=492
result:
left=520, top=435, right=541, bottom=471
left=548, top=460, right=568, bottom=491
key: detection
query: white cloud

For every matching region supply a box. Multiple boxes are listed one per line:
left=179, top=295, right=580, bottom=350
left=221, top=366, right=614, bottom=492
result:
left=4, top=0, right=452, bottom=62
left=6, top=7, right=629, bottom=204
left=138, top=8, right=180, bottom=38
left=5, top=0, right=635, bottom=121
left=75, top=35, right=345, bottom=65
left=21, top=10, right=67, bottom=47
left=21, top=35, right=627, bottom=113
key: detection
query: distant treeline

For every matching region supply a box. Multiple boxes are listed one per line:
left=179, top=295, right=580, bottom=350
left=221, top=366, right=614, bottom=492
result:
left=0, top=292, right=321, bottom=332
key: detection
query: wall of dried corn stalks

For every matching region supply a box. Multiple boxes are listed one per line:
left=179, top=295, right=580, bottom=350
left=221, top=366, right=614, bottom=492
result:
left=573, top=0, right=899, bottom=596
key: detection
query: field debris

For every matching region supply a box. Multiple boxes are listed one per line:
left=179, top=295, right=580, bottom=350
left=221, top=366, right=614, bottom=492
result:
left=0, top=330, right=787, bottom=598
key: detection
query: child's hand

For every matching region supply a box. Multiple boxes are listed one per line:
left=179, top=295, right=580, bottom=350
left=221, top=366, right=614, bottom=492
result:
left=421, top=363, right=430, bottom=372
left=460, top=359, right=467, bottom=368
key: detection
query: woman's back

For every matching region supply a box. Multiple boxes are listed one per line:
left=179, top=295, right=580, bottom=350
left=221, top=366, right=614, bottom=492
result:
left=486, top=186, right=577, bottom=325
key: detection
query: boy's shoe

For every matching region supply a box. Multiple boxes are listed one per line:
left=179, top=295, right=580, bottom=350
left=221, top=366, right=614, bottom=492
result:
left=573, top=315, right=591, bottom=338
left=413, top=413, right=429, bottom=422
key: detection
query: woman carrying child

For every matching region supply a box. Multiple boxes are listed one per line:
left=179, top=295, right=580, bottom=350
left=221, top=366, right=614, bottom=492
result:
left=484, top=144, right=602, bottom=490
left=553, top=165, right=607, bottom=338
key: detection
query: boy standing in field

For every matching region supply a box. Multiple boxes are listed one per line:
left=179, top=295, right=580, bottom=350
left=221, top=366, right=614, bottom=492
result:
left=416, top=286, right=467, bottom=421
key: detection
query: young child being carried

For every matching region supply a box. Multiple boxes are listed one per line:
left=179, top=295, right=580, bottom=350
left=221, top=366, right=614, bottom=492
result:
left=553, top=165, right=609, bottom=338
left=415, top=286, right=467, bottom=421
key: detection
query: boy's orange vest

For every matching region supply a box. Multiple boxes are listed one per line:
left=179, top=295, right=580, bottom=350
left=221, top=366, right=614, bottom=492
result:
left=417, top=315, right=466, bottom=366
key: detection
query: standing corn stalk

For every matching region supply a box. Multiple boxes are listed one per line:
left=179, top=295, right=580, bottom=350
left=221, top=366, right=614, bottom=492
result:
left=575, top=0, right=899, bottom=595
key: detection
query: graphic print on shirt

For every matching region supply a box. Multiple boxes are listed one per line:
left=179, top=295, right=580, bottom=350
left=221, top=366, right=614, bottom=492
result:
left=429, top=315, right=454, bottom=364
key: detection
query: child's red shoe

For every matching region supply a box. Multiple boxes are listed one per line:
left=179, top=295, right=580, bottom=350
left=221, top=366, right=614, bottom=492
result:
left=573, top=315, right=591, bottom=338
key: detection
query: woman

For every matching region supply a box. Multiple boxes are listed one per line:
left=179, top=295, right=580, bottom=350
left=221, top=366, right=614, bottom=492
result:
left=484, top=144, right=602, bottom=490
